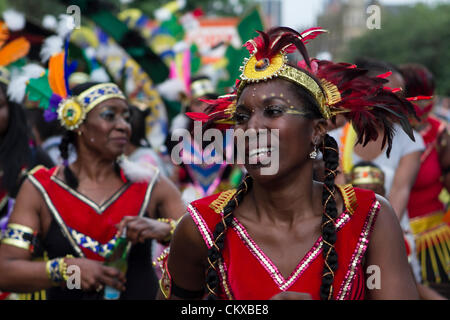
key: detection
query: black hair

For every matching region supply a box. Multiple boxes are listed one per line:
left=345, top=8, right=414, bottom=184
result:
left=129, top=105, right=151, bottom=148
left=352, top=161, right=381, bottom=171
left=25, top=108, right=64, bottom=141
left=58, top=82, right=122, bottom=189
left=205, top=79, right=340, bottom=300
left=398, top=63, right=435, bottom=97
left=0, top=84, right=32, bottom=197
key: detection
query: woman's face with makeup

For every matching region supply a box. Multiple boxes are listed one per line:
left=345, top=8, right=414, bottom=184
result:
left=79, top=98, right=131, bottom=159
left=235, top=78, right=323, bottom=181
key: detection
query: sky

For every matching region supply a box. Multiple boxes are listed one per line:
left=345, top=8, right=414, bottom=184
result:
left=281, top=0, right=450, bottom=29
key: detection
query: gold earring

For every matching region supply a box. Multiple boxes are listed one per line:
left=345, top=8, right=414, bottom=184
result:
left=77, top=131, right=82, bottom=136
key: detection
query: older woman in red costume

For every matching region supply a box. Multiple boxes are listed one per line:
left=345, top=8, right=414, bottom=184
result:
left=156, top=27, right=419, bottom=300
left=400, top=63, right=450, bottom=298
left=0, top=47, right=185, bottom=299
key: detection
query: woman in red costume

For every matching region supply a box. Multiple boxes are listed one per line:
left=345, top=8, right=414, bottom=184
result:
left=0, top=48, right=185, bottom=299
left=400, top=63, right=450, bottom=298
left=158, top=27, right=419, bottom=300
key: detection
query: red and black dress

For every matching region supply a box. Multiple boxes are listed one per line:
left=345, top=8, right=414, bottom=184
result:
left=407, top=116, right=450, bottom=289
left=27, top=165, right=159, bottom=299
left=188, top=185, right=380, bottom=300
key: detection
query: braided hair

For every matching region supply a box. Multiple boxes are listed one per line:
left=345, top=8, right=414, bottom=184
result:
left=319, top=134, right=339, bottom=299
left=206, top=174, right=253, bottom=299
left=204, top=82, right=340, bottom=300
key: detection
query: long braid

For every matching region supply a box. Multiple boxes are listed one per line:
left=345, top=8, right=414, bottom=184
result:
left=206, top=175, right=253, bottom=299
left=59, top=130, right=79, bottom=189
left=319, top=133, right=339, bottom=300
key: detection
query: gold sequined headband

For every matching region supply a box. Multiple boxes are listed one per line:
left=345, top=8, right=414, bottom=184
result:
left=57, top=82, right=126, bottom=130
left=351, top=166, right=384, bottom=186
left=237, top=52, right=341, bottom=120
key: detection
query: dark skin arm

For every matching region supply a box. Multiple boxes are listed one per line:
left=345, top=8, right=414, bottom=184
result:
left=0, top=179, right=126, bottom=293
left=364, top=195, right=419, bottom=299
left=437, top=129, right=450, bottom=192
left=116, top=174, right=186, bottom=245
left=157, top=213, right=208, bottom=300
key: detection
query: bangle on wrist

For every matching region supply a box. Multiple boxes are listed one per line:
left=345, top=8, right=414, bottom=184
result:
left=46, top=254, right=74, bottom=285
left=157, top=218, right=177, bottom=244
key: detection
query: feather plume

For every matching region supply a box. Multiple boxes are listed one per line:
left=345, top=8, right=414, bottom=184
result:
left=48, top=52, right=67, bottom=98
left=40, top=35, right=63, bottom=63
left=2, top=9, right=25, bottom=31
left=300, top=27, right=328, bottom=44
left=7, top=63, right=45, bottom=103
left=244, top=27, right=312, bottom=69
left=0, top=22, right=9, bottom=48
left=0, top=37, right=30, bottom=67
left=57, top=14, right=75, bottom=39
left=311, top=58, right=416, bottom=156
left=118, top=156, right=159, bottom=183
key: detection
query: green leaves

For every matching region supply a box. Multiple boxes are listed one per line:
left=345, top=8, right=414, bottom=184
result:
left=345, top=3, right=450, bottom=95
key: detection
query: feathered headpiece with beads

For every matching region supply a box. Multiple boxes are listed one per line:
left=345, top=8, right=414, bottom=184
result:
left=12, top=34, right=126, bottom=131
left=0, top=17, right=30, bottom=85
left=187, top=27, right=419, bottom=156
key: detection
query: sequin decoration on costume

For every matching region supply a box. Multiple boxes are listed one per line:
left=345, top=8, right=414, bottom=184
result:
left=1, top=223, right=36, bottom=252
left=68, top=227, right=117, bottom=258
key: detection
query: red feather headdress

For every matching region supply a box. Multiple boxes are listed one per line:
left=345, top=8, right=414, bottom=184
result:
left=187, top=27, right=418, bottom=156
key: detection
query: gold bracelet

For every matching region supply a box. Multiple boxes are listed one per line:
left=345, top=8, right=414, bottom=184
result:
left=46, top=255, right=74, bottom=285
left=157, top=218, right=177, bottom=243
left=61, top=255, right=74, bottom=281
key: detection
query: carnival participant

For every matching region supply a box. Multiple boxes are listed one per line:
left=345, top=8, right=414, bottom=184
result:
left=0, top=34, right=54, bottom=223
left=169, top=75, right=242, bottom=204
left=350, top=161, right=447, bottom=300
left=399, top=63, right=450, bottom=298
left=158, top=27, right=419, bottom=300
left=125, top=103, right=170, bottom=177
left=330, top=58, right=425, bottom=285
left=0, top=48, right=185, bottom=299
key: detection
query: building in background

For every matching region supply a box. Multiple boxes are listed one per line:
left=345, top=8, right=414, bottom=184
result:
left=255, top=0, right=282, bottom=27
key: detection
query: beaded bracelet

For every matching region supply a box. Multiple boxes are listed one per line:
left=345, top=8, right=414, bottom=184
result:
left=46, top=255, right=74, bottom=285
left=157, top=218, right=178, bottom=244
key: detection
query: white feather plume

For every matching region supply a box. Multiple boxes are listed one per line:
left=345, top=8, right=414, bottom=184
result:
left=155, top=8, right=172, bottom=22
left=3, top=9, right=25, bottom=31
left=157, top=78, right=185, bottom=101
left=40, top=35, right=63, bottom=63
left=7, top=64, right=45, bottom=103
left=57, top=14, right=75, bottom=38
left=42, top=15, right=58, bottom=31
left=119, top=156, right=159, bottom=183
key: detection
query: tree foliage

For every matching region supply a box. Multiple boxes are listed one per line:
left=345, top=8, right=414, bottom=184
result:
left=345, top=3, right=450, bottom=95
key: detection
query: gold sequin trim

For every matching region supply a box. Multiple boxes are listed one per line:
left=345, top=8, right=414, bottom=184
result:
left=337, top=184, right=358, bottom=216
left=209, top=189, right=237, bottom=214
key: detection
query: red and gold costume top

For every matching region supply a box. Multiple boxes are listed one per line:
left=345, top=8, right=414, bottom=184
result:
left=408, top=116, right=446, bottom=219
left=27, top=165, right=159, bottom=261
left=188, top=185, right=380, bottom=300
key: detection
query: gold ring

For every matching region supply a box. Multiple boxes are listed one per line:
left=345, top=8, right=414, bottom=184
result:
left=96, top=284, right=103, bottom=292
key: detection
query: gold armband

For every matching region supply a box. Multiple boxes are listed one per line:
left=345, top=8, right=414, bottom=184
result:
left=1, top=223, right=38, bottom=253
